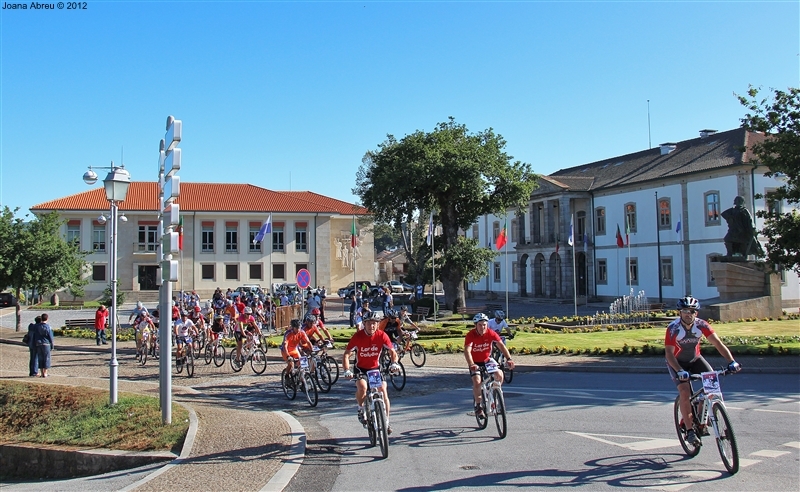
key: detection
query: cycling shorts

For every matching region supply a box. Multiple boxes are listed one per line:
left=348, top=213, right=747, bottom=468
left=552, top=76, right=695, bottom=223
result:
left=667, top=356, right=712, bottom=385
left=176, top=335, right=192, bottom=345
left=469, top=360, right=487, bottom=377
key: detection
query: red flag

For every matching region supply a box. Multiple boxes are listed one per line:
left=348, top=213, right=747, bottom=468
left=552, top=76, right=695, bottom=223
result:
left=351, top=217, right=357, bottom=247
left=178, top=216, right=184, bottom=251
left=615, top=224, right=624, bottom=248
left=495, top=221, right=507, bottom=250
left=555, top=240, right=559, bottom=254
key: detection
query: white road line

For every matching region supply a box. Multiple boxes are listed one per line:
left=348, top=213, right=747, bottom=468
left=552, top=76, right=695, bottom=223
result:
left=729, top=458, right=761, bottom=468
left=750, top=449, right=790, bottom=458
left=566, top=431, right=678, bottom=451
left=782, top=441, right=800, bottom=448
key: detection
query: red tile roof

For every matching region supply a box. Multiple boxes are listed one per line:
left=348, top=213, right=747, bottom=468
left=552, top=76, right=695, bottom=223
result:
left=31, top=183, right=369, bottom=215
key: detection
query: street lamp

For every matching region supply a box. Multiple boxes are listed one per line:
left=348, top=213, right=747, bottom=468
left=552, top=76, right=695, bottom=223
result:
left=84, top=161, right=131, bottom=405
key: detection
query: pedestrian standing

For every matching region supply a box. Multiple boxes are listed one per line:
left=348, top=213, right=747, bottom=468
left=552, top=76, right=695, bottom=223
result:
left=35, top=313, right=55, bottom=378
left=349, top=294, right=357, bottom=328
left=26, top=316, right=41, bottom=377
left=95, top=305, right=109, bottom=345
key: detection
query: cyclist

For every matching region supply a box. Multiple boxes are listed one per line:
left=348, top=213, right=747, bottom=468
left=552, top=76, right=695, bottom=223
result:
left=379, top=309, right=406, bottom=350
left=189, top=305, right=207, bottom=340
left=282, top=318, right=314, bottom=375
left=665, top=296, right=741, bottom=446
left=174, top=311, right=197, bottom=361
left=355, top=299, right=372, bottom=330
left=128, top=301, right=149, bottom=324
left=303, top=313, right=333, bottom=347
left=464, top=313, right=515, bottom=418
left=398, top=306, right=420, bottom=332
left=134, top=314, right=156, bottom=360
left=139, top=315, right=157, bottom=358
left=342, top=311, right=401, bottom=434
left=209, top=314, right=225, bottom=351
left=488, top=310, right=514, bottom=338
left=241, top=306, right=262, bottom=341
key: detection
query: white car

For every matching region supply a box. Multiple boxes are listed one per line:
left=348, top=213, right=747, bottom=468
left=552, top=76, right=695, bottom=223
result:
left=382, top=281, right=405, bottom=294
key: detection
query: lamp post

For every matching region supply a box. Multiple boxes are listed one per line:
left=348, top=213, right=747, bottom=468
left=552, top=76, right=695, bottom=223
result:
left=84, top=162, right=131, bottom=405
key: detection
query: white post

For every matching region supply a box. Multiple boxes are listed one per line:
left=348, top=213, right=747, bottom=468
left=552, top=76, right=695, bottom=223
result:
left=109, top=200, right=119, bottom=405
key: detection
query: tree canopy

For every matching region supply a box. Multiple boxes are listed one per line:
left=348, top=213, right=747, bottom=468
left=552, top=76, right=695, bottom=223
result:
left=0, top=207, right=87, bottom=330
left=355, top=118, right=538, bottom=309
left=738, top=86, right=800, bottom=273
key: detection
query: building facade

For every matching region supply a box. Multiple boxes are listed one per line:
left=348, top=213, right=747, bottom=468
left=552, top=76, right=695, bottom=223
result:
left=468, top=128, right=799, bottom=308
left=32, top=183, right=373, bottom=299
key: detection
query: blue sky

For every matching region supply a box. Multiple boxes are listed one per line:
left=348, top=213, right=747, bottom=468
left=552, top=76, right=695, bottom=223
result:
left=1, top=1, right=797, bottom=216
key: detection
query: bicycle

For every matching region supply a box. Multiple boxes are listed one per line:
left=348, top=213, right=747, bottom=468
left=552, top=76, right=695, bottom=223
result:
left=309, top=344, right=334, bottom=393
left=474, top=358, right=507, bottom=439
left=281, top=356, right=318, bottom=407
left=490, top=334, right=514, bottom=384
left=204, top=332, right=226, bottom=367
left=174, top=336, right=195, bottom=378
left=314, top=341, right=340, bottom=384
left=396, top=331, right=426, bottom=368
left=379, top=349, right=406, bottom=391
left=673, top=367, right=740, bottom=474
left=138, top=329, right=159, bottom=366
left=230, top=332, right=267, bottom=375
left=354, top=369, right=390, bottom=459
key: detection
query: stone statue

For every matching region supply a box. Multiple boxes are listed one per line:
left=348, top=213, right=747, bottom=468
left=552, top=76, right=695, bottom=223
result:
left=721, top=196, right=764, bottom=258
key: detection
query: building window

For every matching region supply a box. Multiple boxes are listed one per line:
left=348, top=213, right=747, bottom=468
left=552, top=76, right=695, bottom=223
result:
left=273, top=225, right=285, bottom=252
left=707, top=253, right=722, bottom=286
left=273, top=263, right=286, bottom=280
left=472, top=224, right=479, bottom=239
left=512, top=261, right=519, bottom=283
left=225, top=222, right=238, bottom=253
left=249, top=222, right=262, bottom=253
left=201, top=264, right=215, bottom=280
left=626, top=257, right=639, bottom=285
left=92, top=223, right=106, bottom=252
left=225, top=263, right=239, bottom=281
left=202, top=223, right=214, bottom=253
left=765, top=188, right=783, bottom=217
left=704, top=191, right=721, bottom=226
left=510, top=219, right=518, bottom=243
left=493, top=262, right=501, bottom=282
left=137, top=224, right=158, bottom=252
left=595, top=207, right=606, bottom=235
left=492, top=222, right=500, bottom=244
left=660, top=257, right=673, bottom=286
left=624, top=203, right=637, bottom=233
left=249, top=263, right=262, bottom=280
left=295, top=223, right=308, bottom=252
left=597, top=259, right=608, bottom=284
left=295, top=263, right=307, bottom=275
left=66, top=221, right=81, bottom=247
left=92, top=264, right=106, bottom=282
left=658, top=198, right=671, bottom=230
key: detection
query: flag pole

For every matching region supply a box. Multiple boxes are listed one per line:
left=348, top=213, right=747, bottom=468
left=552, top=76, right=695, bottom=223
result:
left=571, top=214, right=577, bottom=317
left=431, top=220, right=436, bottom=325
left=655, top=192, right=663, bottom=303
left=504, top=220, right=508, bottom=321
left=626, top=217, right=632, bottom=294
left=352, top=216, right=356, bottom=291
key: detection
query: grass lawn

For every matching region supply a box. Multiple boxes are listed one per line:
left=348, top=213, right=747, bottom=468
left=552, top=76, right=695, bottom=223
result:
left=0, top=381, right=189, bottom=452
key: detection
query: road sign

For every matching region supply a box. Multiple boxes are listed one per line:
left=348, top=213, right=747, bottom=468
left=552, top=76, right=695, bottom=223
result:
left=296, top=268, right=311, bottom=289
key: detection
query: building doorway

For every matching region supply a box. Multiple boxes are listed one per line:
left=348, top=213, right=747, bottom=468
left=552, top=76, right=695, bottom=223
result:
left=138, top=265, right=158, bottom=291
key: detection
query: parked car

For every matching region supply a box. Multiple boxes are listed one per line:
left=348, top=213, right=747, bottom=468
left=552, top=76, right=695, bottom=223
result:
left=381, top=280, right=405, bottom=294
left=401, top=282, right=414, bottom=292
left=0, top=292, right=18, bottom=307
left=338, top=281, right=374, bottom=298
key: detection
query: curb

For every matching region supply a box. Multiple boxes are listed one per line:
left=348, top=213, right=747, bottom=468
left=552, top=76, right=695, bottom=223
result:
left=260, top=411, right=306, bottom=492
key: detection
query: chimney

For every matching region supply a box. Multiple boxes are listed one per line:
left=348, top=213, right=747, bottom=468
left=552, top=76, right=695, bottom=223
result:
left=659, top=143, right=677, bottom=155
left=699, top=129, right=717, bottom=139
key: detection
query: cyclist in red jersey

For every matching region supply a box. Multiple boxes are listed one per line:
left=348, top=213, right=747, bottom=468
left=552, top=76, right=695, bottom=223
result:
left=464, top=313, right=515, bottom=418
left=665, top=296, right=740, bottom=445
left=343, top=311, right=401, bottom=434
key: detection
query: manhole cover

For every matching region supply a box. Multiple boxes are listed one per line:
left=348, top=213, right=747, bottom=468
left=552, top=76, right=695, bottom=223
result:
left=460, top=465, right=480, bottom=470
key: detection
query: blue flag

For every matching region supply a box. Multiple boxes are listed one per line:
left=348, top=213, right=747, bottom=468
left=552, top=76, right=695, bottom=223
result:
left=254, top=213, right=272, bottom=244
left=567, top=215, right=574, bottom=247
left=675, top=220, right=682, bottom=243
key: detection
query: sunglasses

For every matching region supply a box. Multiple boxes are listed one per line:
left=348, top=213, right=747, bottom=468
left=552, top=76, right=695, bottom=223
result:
left=680, top=309, right=697, bottom=315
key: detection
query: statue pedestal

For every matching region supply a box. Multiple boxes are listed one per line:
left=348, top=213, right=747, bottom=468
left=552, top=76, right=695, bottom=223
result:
left=707, top=261, right=782, bottom=321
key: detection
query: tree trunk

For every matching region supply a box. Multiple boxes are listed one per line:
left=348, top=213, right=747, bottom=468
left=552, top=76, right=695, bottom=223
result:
left=14, top=287, right=22, bottom=332
left=441, top=268, right=465, bottom=312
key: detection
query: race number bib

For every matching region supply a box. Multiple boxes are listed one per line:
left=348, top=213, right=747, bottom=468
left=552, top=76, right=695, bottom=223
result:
left=701, top=371, right=723, bottom=400
left=485, top=358, right=500, bottom=374
left=299, top=356, right=310, bottom=369
left=367, top=369, right=383, bottom=389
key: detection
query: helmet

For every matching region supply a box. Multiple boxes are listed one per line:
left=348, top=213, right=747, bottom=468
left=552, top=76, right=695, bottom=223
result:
left=311, top=308, right=321, bottom=315
left=473, top=313, right=490, bottom=323
left=386, top=309, right=397, bottom=319
left=244, top=307, right=252, bottom=314
left=194, top=305, right=201, bottom=312
left=214, top=314, right=223, bottom=320
left=362, top=311, right=382, bottom=322
left=677, top=296, right=700, bottom=310
left=227, top=300, right=233, bottom=305
left=303, top=314, right=316, bottom=324
left=136, top=301, right=143, bottom=309
left=494, top=310, right=505, bottom=320
left=205, top=301, right=211, bottom=308
left=290, top=319, right=301, bottom=329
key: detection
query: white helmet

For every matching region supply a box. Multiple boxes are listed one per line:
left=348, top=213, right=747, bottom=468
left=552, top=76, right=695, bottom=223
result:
left=136, top=301, right=143, bottom=309
left=494, top=310, right=505, bottom=320
left=473, top=313, right=489, bottom=323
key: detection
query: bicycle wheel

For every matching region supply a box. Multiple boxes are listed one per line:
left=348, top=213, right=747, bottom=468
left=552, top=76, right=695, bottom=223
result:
left=493, top=388, right=507, bottom=439
left=301, top=372, right=318, bottom=407
left=281, top=369, right=297, bottom=400
left=250, top=349, right=267, bottom=375
left=204, top=344, right=213, bottom=365
left=175, top=352, right=184, bottom=374
left=186, top=349, right=195, bottom=377
left=712, top=401, right=739, bottom=474
left=366, top=403, right=377, bottom=447
left=325, top=356, right=340, bottom=384
left=139, top=345, right=147, bottom=366
left=316, top=363, right=333, bottom=393
left=389, top=361, right=406, bottom=391
left=673, top=395, right=701, bottom=457
left=475, top=397, right=489, bottom=430
left=230, top=350, right=244, bottom=372
left=375, top=399, right=389, bottom=459
left=213, top=344, right=226, bottom=367
left=410, top=343, right=426, bottom=367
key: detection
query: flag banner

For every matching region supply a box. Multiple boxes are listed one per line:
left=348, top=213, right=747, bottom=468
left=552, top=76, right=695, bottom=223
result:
left=555, top=240, right=560, bottom=254
left=568, top=216, right=574, bottom=247
left=625, top=217, right=630, bottom=246
left=675, top=220, right=682, bottom=243
left=178, top=216, right=184, bottom=250
left=253, top=214, right=272, bottom=244
left=615, top=224, right=625, bottom=248
left=495, top=220, right=508, bottom=250
left=583, top=233, right=588, bottom=252
left=426, top=212, right=434, bottom=246
left=351, top=217, right=358, bottom=247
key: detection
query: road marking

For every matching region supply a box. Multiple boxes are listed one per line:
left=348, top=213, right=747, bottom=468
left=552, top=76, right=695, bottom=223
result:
left=782, top=441, right=800, bottom=448
left=752, top=408, right=800, bottom=415
left=728, top=458, right=761, bottom=468
left=750, top=449, right=790, bottom=458
left=566, top=431, right=678, bottom=451
left=643, top=470, right=722, bottom=491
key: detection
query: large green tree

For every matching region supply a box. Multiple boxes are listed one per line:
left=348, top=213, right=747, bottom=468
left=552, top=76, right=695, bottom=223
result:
left=738, top=86, right=800, bottom=273
left=0, top=207, right=87, bottom=331
left=355, top=118, right=538, bottom=310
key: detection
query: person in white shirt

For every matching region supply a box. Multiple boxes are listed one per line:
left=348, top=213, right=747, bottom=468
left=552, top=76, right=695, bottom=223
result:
left=487, top=310, right=513, bottom=338
left=174, top=312, right=197, bottom=361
